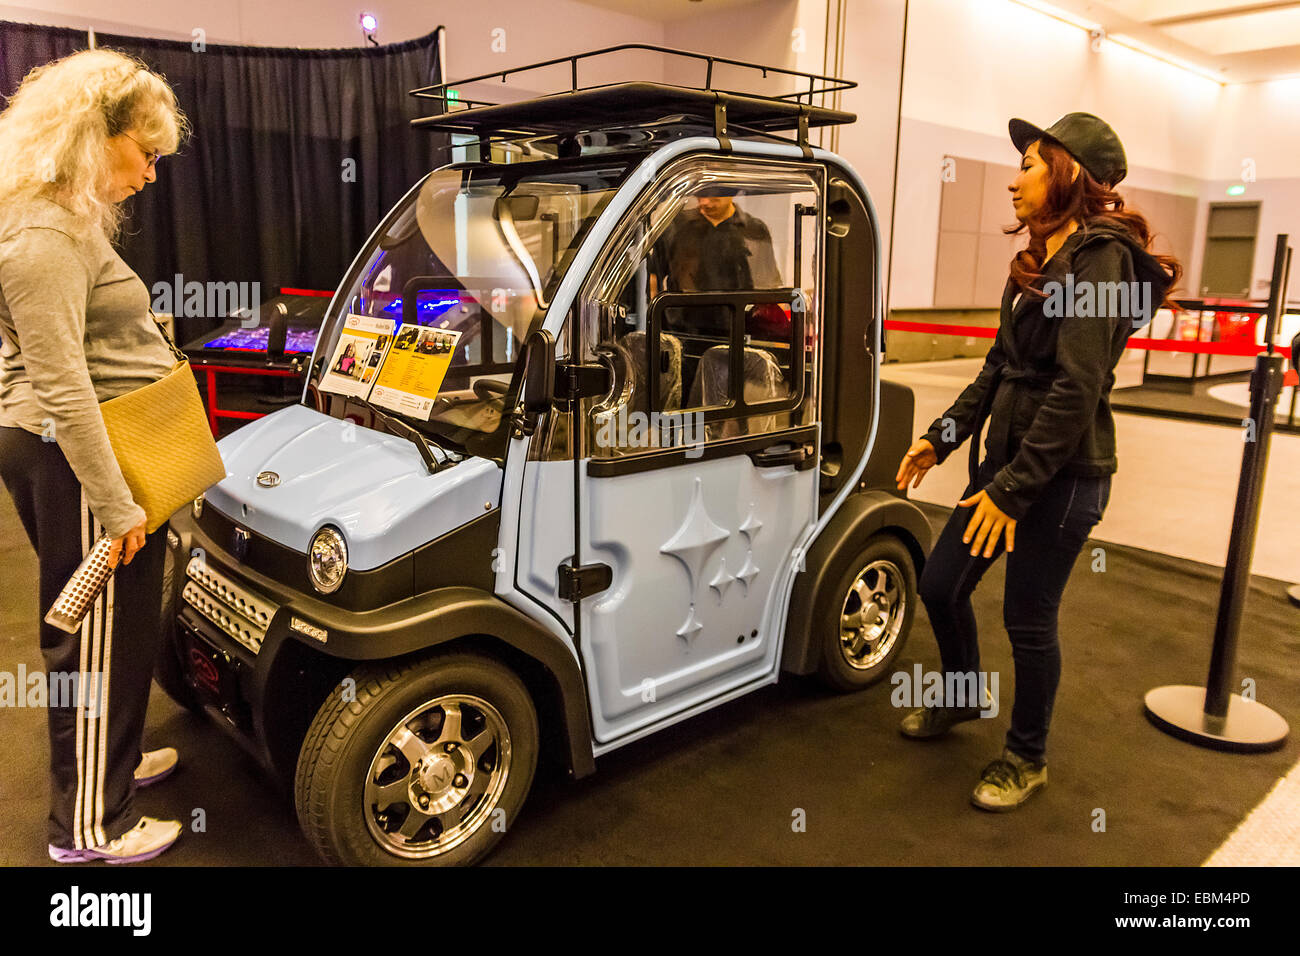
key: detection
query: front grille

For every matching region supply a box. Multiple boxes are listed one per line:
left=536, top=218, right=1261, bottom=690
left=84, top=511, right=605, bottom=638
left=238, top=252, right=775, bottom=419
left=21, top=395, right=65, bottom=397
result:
left=182, top=556, right=278, bottom=654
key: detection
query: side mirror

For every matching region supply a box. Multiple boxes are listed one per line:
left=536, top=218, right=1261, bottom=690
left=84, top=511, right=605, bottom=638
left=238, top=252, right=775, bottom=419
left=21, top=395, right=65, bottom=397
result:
left=515, top=329, right=555, bottom=435
left=266, top=301, right=289, bottom=360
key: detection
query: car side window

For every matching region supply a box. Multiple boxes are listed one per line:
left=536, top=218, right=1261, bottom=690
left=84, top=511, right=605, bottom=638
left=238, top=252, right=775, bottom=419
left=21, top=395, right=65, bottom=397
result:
left=579, top=160, right=822, bottom=458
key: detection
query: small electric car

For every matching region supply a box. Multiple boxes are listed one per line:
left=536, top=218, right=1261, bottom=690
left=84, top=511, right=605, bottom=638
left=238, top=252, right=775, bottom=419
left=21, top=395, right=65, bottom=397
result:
left=159, top=46, right=932, bottom=866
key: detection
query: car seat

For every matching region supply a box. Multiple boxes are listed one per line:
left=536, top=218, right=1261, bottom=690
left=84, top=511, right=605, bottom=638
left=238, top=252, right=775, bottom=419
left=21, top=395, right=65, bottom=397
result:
left=687, top=345, right=786, bottom=437
left=617, top=329, right=683, bottom=415
left=584, top=330, right=684, bottom=456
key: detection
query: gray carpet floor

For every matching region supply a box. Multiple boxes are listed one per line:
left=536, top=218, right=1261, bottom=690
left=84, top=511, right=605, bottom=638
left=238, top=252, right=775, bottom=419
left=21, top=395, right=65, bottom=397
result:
left=1, top=490, right=1297, bottom=866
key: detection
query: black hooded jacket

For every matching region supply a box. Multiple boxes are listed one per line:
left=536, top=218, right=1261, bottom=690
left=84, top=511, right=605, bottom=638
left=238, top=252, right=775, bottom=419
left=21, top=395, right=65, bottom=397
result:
left=920, top=217, right=1174, bottom=521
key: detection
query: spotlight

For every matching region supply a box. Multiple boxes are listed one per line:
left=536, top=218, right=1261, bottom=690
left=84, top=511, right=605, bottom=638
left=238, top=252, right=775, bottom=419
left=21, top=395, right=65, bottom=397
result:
left=360, top=12, right=378, bottom=45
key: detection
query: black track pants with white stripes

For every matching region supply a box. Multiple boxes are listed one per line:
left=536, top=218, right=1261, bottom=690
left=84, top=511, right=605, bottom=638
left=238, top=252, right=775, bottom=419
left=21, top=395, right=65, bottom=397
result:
left=0, top=425, right=166, bottom=851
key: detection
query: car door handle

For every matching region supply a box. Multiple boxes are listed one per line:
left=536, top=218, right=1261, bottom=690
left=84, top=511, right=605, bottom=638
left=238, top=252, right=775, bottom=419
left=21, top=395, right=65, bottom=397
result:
left=749, top=443, right=815, bottom=470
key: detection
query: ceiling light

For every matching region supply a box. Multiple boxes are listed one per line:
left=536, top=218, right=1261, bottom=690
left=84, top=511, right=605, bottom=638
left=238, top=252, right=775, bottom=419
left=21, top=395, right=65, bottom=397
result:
left=1007, top=0, right=1099, bottom=33
left=1106, top=33, right=1225, bottom=85
left=1007, top=0, right=1225, bottom=85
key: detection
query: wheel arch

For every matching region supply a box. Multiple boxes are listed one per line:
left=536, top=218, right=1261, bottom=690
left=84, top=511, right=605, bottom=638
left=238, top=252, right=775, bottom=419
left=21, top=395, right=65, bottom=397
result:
left=260, top=589, right=596, bottom=787
left=781, top=490, right=932, bottom=676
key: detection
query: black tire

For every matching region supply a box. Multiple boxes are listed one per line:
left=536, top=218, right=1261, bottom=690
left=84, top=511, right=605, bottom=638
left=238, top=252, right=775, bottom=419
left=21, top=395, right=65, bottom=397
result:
left=294, top=651, right=538, bottom=867
left=816, top=533, right=917, bottom=692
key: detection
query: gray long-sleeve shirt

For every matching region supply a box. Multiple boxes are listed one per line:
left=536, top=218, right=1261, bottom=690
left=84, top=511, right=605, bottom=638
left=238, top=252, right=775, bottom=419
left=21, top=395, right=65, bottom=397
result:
left=0, top=197, right=176, bottom=537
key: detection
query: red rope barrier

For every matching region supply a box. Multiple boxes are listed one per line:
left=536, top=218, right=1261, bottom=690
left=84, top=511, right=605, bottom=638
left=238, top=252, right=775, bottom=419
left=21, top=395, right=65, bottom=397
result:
left=883, top=320, right=1290, bottom=359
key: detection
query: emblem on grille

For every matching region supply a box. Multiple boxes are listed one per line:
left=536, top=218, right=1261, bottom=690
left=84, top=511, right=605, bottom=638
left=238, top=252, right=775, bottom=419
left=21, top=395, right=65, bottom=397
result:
left=256, top=471, right=280, bottom=488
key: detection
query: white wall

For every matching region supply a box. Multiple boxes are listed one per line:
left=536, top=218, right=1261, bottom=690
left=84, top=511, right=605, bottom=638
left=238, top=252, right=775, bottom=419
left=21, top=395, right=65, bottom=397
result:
left=1209, top=78, right=1300, bottom=181
left=890, top=0, right=1222, bottom=309
left=897, top=0, right=1221, bottom=176
left=1203, top=78, right=1300, bottom=299
left=834, top=0, right=907, bottom=291
left=662, top=0, right=907, bottom=295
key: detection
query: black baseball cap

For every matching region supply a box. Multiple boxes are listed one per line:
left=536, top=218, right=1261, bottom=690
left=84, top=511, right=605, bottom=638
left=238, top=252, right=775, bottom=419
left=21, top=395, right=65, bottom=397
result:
left=1009, top=112, right=1127, bottom=187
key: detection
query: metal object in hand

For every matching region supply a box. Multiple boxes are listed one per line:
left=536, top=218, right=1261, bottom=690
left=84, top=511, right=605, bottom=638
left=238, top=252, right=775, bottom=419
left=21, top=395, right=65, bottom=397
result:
left=44, top=534, right=116, bottom=634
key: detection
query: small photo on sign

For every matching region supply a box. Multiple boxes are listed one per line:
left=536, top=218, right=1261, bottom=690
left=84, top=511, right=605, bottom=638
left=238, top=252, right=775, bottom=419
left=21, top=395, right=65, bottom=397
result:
left=320, top=314, right=396, bottom=398
left=392, top=325, right=420, bottom=352
left=333, top=341, right=367, bottom=378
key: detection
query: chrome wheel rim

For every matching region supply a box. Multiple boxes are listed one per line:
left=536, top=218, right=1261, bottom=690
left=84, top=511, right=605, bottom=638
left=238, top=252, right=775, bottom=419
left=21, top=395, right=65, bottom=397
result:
left=839, top=559, right=905, bottom=671
left=363, top=694, right=511, bottom=860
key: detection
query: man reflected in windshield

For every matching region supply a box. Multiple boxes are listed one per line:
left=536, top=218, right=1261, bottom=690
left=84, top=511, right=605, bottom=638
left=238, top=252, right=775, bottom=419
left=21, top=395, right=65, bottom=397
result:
left=649, top=187, right=782, bottom=299
left=648, top=187, right=784, bottom=340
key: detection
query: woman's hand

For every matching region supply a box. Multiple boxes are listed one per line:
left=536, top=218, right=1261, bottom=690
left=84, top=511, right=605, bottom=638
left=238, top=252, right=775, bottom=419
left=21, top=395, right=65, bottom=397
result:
left=957, top=490, right=1016, bottom=556
left=895, top=438, right=938, bottom=491
left=108, top=517, right=147, bottom=568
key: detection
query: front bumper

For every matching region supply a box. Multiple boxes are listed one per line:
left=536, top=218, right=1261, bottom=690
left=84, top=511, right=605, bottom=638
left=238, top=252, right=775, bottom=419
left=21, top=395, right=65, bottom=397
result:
left=163, top=505, right=597, bottom=781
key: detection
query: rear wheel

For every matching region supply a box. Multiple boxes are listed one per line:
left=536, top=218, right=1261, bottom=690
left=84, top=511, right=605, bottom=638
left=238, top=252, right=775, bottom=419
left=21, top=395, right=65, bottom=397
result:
left=816, top=534, right=916, bottom=692
left=294, top=652, right=538, bottom=866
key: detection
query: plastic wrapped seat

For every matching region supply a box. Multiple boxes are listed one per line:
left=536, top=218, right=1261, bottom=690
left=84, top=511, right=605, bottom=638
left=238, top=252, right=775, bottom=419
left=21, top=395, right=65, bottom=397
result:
left=617, top=329, right=683, bottom=414
left=687, top=345, right=785, bottom=437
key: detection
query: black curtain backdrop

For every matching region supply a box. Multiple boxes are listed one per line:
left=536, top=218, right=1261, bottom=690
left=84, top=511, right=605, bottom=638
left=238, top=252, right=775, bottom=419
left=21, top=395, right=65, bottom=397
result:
left=0, top=21, right=448, bottom=339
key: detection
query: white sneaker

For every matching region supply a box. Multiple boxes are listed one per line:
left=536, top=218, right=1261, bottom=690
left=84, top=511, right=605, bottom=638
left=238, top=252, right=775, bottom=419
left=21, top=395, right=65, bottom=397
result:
left=134, top=747, right=179, bottom=787
left=49, top=816, right=182, bottom=864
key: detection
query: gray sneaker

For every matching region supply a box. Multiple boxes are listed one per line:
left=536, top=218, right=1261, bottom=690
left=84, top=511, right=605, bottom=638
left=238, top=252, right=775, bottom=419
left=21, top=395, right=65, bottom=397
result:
left=899, top=704, right=983, bottom=739
left=970, top=748, right=1047, bottom=812
left=48, top=816, right=182, bottom=864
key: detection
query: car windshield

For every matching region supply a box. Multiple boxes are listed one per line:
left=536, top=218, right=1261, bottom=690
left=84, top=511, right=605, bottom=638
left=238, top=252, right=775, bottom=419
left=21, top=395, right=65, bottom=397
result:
left=309, top=157, right=635, bottom=449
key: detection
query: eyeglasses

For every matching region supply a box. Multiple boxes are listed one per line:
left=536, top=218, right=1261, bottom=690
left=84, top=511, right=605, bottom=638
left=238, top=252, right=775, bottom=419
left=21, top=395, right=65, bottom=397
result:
left=122, top=132, right=160, bottom=170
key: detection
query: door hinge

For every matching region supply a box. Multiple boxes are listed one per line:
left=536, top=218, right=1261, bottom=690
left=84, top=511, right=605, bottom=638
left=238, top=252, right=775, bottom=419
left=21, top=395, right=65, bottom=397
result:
left=557, top=562, right=612, bottom=602
left=555, top=362, right=612, bottom=402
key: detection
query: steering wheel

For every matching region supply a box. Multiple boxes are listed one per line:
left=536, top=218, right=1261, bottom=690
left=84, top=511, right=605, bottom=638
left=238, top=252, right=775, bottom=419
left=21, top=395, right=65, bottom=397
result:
left=473, top=377, right=511, bottom=402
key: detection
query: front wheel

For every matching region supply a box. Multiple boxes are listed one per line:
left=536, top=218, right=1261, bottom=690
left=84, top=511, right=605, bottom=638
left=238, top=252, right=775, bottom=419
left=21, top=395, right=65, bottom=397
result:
left=294, top=652, right=538, bottom=866
left=816, top=534, right=917, bottom=692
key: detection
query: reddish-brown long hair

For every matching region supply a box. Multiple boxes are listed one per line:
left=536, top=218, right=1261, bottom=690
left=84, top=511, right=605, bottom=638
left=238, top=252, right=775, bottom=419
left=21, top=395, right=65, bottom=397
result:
left=1008, top=139, right=1183, bottom=310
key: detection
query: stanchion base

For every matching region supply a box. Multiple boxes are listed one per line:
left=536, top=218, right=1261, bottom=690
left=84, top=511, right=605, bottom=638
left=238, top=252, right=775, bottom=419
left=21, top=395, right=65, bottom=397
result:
left=1144, top=685, right=1288, bottom=752
left=1287, top=583, right=1300, bottom=608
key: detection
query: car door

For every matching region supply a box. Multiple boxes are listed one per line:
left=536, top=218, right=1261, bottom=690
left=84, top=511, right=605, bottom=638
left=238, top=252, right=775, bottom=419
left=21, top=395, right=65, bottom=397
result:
left=562, top=157, right=825, bottom=744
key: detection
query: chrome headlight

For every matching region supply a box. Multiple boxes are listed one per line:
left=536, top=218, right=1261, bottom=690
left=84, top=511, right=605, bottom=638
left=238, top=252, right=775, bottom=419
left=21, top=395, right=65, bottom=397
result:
left=308, top=527, right=348, bottom=594
left=192, top=495, right=204, bottom=519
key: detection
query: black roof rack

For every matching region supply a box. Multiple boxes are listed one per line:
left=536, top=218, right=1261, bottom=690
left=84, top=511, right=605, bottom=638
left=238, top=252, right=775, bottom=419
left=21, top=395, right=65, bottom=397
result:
left=409, top=44, right=855, bottom=153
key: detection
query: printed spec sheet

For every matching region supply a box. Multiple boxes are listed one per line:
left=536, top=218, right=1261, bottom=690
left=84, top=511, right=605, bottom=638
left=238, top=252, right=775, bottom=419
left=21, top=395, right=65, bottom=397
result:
left=320, top=313, right=461, bottom=420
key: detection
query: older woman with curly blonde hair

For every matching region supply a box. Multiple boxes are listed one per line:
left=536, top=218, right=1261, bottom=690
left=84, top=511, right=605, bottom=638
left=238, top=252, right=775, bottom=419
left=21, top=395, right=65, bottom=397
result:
left=0, top=48, right=190, bottom=863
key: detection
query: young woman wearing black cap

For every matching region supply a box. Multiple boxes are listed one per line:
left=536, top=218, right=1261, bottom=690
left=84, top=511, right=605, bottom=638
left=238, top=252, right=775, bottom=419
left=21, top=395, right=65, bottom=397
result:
left=893, top=113, right=1182, bottom=811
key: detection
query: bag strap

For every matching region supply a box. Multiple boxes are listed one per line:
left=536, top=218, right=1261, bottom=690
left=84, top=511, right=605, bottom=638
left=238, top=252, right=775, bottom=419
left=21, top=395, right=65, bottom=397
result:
left=149, top=308, right=188, bottom=363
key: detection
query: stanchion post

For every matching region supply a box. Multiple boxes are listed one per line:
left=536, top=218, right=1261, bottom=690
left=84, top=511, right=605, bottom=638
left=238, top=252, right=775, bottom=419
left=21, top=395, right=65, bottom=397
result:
left=1143, top=235, right=1292, bottom=751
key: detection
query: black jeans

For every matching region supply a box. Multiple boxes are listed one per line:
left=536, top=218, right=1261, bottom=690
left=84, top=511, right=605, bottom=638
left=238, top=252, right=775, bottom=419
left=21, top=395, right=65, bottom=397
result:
left=917, top=455, right=1111, bottom=763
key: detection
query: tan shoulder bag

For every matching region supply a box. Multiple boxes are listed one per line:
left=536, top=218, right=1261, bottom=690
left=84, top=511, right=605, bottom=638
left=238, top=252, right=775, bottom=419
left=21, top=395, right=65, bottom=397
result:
left=98, top=315, right=227, bottom=533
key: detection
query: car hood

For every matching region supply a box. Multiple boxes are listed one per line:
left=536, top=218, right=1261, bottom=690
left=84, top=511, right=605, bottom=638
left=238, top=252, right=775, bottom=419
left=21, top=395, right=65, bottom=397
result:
left=205, top=404, right=500, bottom=571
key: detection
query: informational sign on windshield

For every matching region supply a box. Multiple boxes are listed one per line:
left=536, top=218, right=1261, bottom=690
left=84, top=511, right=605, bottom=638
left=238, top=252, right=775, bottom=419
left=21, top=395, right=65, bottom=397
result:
left=370, top=326, right=463, bottom=420
left=319, top=313, right=396, bottom=397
